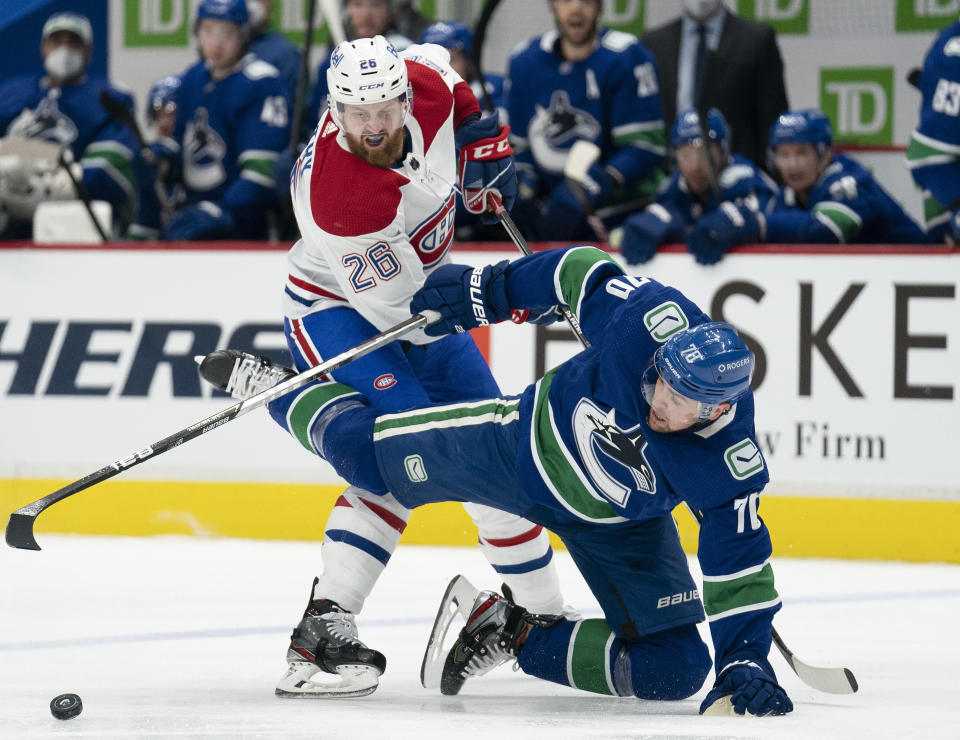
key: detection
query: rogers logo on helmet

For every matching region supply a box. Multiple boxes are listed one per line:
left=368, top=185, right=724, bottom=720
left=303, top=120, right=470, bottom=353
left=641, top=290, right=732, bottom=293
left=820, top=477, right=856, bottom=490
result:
left=718, top=358, right=750, bottom=372
left=374, top=374, right=397, bottom=389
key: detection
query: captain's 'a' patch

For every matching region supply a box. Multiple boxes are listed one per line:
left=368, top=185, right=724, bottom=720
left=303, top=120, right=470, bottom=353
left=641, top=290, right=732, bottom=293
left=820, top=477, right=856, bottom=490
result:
left=724, top=439, right=765, bottom=480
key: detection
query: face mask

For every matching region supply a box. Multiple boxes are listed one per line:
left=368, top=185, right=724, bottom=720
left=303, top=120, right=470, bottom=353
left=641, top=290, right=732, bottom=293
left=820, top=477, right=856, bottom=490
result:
left=681, top=0, right=723, bottom=20
left=247, top=0, right=268, bottom=30
left=44, top=46, right=85, bottom=80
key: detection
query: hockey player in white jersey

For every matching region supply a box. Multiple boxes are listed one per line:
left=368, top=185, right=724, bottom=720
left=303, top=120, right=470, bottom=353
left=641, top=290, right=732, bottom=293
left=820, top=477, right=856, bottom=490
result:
left=198, top=35, right=563, bottom=698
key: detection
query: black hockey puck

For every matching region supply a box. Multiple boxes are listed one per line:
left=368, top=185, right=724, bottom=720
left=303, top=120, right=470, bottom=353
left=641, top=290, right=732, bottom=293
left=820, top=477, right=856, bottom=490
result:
left=50, top=693, right=82, bottom=720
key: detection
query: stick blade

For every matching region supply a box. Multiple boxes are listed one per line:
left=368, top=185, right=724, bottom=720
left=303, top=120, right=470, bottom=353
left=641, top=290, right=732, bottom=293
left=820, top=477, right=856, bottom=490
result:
left=786, top=653, right=858, bottom=694
left=6, top=512, right=41, bottom=551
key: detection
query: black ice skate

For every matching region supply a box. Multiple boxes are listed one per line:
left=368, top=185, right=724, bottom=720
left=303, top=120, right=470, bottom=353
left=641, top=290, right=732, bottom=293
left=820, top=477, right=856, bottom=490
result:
left=195, top=349, right=295, bottom=400
left=275, top=579, right=387, bottom=698
left=421, top=575, right=554, bottom=696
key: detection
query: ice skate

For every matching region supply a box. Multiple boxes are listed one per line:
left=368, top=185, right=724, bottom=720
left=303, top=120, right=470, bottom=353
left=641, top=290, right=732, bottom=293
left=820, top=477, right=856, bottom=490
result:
left=276, top=580, right=387, bottom=698
left=422, top=575, right=556, bottom=696
left=195, top=349, right=294, bottom=400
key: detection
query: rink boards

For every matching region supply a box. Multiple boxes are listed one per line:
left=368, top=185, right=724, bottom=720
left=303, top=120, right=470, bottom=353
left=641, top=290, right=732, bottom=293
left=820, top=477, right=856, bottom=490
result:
left=1, top=242, right=957, bottom=562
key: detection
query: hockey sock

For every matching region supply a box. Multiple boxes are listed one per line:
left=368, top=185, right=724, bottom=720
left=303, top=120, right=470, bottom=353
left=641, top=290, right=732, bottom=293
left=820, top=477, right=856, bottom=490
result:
left=313, top=487, right=412, bottom=613
left=518, top=620, right=710, bottom=700
left=464, top=502, right=564, bottom=615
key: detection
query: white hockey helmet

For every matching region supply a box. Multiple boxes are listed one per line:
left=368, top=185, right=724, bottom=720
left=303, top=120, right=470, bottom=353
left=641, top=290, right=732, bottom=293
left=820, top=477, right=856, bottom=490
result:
left=326, top=35, right=410, bottom=130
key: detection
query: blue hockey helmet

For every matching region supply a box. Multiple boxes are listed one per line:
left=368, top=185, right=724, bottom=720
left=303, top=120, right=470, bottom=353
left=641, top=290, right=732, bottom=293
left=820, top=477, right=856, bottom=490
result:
left=419, top=21, right=473, bottom=57
left=670, top=107, right=730, bottom=156
left=145, top=75, right=182, bottom=121
left=769, top=109, right=833, bottom=155
left=196, top=0, right=249, bottom=29
left=641, top=322, right=754, bottom=421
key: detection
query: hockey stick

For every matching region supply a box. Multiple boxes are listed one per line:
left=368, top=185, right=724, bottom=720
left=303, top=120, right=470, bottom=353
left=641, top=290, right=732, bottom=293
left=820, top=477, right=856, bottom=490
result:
left=5, top=310, right=440, bottom=551
left=471, top=0, right=502, bottom=114
left=290, top=0, right=319, bottom=153
left=486, top=191, right=590, bottom=348
left=683, top=504, right=858, bottom=695
left=563, top=139, right=610, bottom=242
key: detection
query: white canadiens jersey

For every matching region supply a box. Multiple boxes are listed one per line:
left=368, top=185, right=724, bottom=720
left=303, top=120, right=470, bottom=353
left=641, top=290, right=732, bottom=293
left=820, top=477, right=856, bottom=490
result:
left=285, top=45, right=480, bottom=345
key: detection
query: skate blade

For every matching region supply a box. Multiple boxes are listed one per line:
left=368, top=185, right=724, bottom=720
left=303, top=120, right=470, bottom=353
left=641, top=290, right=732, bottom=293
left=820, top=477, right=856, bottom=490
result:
left=275, top=661, right=381, bottom=698
left=420, top=574, right=480, bottom=689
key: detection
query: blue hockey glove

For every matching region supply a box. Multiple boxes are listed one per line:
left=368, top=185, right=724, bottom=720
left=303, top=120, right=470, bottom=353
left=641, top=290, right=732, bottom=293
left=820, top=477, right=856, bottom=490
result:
left=539, top=164, right=617, bottom=241
left=456, top=114, right=517, bottom=224
left=163, top=201, right=235, bottom=240
left=699, top=657, right=793, bottom=716
left=410, top=261, right=512, bottom=337
left=515, top=161, right=540, bottom=201
left=618, top=205, right=678, bottom=264
left=687, top=202, right=761, bottom=265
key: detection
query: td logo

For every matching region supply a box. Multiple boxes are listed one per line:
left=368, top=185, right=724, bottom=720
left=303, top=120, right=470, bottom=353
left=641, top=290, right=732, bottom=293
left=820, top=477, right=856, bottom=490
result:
left=602, top=0, right=647, bottom=36
left=895, top=0, right=960, bottom=32
left=820, top=67, right=894, bottom=145
left=736, top=0, right=809, bottom=34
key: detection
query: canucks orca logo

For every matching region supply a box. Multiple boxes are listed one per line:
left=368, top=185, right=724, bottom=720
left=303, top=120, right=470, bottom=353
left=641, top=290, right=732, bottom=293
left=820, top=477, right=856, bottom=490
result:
left=573, top=399, right=656, bottom=508
left=183, top=108, right=227, bottom=191
left=6, top=96, right=78, bottom=146
left=528, top=90, right=601, bottom=174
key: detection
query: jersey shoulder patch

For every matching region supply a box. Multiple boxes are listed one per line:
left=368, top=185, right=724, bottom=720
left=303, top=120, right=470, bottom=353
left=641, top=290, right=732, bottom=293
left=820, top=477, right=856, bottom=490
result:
left=308, top=137, right=404, bottom=237
left=601, top=29, right=640, bottom=52
left=242, top=56, right=281, bottom=80
left=723, top=438, right=765, bottom=480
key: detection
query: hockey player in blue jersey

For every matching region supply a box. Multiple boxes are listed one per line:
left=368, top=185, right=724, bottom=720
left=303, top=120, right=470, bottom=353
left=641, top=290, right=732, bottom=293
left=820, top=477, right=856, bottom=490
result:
left=906, top=16, right=960, bottom=242
left=215, top=245, right=792, bottom=715
left=507, top=0, right=665, bottom=241
left=687, top=108, right=926, bottom=263
left=614, top=108, right=777, bottom=264
left=126, top=76, right=185, bottom=239
left=0, top=12, right=138, bottom=238
left=162, top=0, right=291, bottom=240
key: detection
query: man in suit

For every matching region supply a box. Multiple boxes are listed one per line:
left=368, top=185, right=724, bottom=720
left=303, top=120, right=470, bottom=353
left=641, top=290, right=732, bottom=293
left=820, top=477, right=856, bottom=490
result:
left=642, top=0, right=788, bottom=171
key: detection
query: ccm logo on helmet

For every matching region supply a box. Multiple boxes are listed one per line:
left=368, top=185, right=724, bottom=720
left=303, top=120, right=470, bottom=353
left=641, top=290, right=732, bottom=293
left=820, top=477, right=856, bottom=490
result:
left=718, top=358, right=750, bottom=372
left=374, top=374, right=397, bottom=389
left=359, top=82, right=385, bottom=91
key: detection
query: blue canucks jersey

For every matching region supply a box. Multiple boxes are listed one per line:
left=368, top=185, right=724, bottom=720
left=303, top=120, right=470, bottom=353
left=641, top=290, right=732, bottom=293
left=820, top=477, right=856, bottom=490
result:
left=907, top=18, right=960, bottom=237
left=503, top=247, right=778, bottom=674
left=0, top=74, right=138, bottom=221
left=767, top=153, right=925, bottom=244
left=174, top=54, right=290, bottom=238
left=250, top=30, right=302, bottom=100
left=507, top=28, right=665, bottom=197
left=651, top=154, right=778, bottom=240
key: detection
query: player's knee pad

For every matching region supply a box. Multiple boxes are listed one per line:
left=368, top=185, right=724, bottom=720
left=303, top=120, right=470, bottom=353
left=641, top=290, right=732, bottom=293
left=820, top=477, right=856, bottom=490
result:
left=613, top=623, right=711, bottom=701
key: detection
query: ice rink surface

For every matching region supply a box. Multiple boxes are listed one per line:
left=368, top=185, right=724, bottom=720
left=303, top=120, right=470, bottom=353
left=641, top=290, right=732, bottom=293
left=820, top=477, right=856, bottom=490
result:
left=2, top=535, right=958, bottom=739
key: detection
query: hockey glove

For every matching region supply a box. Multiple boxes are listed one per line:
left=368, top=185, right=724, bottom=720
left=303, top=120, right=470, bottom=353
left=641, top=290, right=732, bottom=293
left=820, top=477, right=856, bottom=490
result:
left=700, top=656, right=793, bottom=717
left=456, top=114, right=517, bottom=224
left=617, top=204, right=681, bottom=265
left=410, top=261, right=512, bottom=337
left=686, top=202, right=762, bottom=265
left=164, top=201, right=236, bottom=240
left=540, top=163, right=618, bottom=241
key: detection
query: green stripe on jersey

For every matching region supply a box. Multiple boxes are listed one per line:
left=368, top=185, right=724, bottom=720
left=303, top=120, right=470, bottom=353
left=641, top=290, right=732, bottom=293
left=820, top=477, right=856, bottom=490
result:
left=702, top=562, right=780, bottom=621
left=373, top=398, right=520, bottom=439
left=530, top=371, right=625, bottom=523
left=614, top=123, right=667, bottom=155
left=569, top=619, right=616, bottom=695
left=554, top=247, right=622, bottom=319
left=82, top=143, right=135, bottom=194
left=906, top=131, right=960, bottom=167
left=812, top=201, right=862, bottom=242
left=287, top=382, right=361, bottom=453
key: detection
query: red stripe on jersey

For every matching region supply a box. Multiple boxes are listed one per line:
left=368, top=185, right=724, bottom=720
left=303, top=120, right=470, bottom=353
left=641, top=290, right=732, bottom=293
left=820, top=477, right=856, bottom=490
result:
left=308, top=132, right=405, bottom=237
left=406, top=59, right=457, bottom=151
left=479, top=525, right=544, bottom=548
left=288, top=274, right=344, bottom=300
left=291, top=318, right=321, bottom=366
left=452, top=80, right=481, bottom=129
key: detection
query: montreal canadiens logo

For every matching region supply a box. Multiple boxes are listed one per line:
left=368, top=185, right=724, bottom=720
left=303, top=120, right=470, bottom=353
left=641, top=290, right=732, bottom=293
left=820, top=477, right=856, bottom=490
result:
left=374, top=374, right=397, bottom=390
left=409, top=191, right=456, bottom=265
